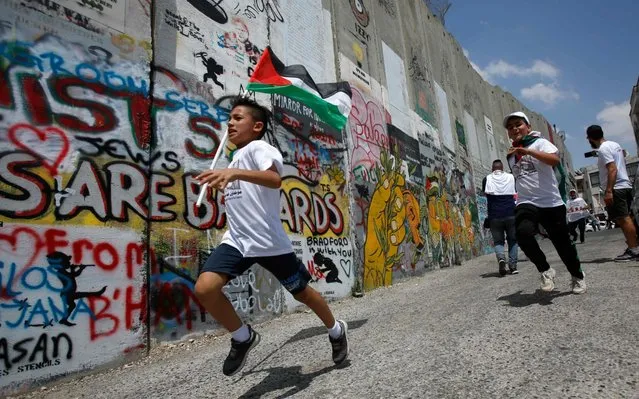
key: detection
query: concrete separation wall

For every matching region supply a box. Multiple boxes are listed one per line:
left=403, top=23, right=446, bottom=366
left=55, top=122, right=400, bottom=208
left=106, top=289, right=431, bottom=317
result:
left=0, top=0, right=572, bottom=394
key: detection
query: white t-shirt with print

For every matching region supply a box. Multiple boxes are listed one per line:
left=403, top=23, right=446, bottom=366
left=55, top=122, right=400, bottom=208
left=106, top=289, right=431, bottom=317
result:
left=220, top=140, right=293, bottom=257
left=566, top=197, right=588, bottom=222
left=508, top=137, right=564, bottom=208
left=597, top=141, right=632, bottom=190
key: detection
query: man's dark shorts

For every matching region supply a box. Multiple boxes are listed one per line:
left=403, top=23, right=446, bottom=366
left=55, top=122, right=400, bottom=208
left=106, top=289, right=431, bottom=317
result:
left=200, top=244, right=311, bottom=295
left=606, top=188, right=633, bottom=220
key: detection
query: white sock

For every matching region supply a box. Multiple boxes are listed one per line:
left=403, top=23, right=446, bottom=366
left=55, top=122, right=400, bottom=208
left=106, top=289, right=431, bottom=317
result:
left=327, top=321, right=342, bottom=339
left=231, top=324, right=250, bottom=342
left=630, top=247, right=639, bottom=255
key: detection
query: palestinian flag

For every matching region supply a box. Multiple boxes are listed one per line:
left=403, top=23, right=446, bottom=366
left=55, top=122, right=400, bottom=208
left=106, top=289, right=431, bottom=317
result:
left=247, top=46, right=352, bottom=131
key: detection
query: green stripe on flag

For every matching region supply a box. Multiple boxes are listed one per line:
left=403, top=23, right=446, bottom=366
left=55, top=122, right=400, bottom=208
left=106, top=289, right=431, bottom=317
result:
left=246, top=82, right=349, bottom=131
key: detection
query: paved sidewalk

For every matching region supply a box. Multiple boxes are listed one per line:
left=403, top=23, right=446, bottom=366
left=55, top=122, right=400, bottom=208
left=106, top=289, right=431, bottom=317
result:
left=11, top=229, right=639, bottom=398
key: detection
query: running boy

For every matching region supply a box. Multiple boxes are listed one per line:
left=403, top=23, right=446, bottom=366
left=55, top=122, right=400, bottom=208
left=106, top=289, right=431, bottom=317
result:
left=504, top=111, right=586, bottom=294
left=195, top=97, right=349, bottom=376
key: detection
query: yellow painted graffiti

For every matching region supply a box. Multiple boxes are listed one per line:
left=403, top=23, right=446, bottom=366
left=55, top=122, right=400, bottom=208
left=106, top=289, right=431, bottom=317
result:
left=363, top=152, right=423, bottom=290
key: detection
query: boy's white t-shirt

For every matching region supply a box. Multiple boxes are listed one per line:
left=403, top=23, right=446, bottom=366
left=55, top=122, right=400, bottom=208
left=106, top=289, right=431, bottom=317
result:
left=220, top=140, right=293, bottom=257
left=597, top=141, right=632, bottom=190
left=508, top=137, right=564, bottom=208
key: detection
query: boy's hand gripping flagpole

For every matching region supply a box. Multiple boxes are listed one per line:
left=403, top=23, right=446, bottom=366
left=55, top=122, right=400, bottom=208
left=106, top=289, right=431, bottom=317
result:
left=195, top=91, right=251, bottom=208
left=194, top=129, right=228, bottom=207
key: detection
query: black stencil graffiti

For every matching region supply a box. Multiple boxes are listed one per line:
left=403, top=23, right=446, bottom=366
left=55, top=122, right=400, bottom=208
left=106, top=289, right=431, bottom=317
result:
left=354, top=183, right=370, bottom=200
left=0, top=333, right=73, bottom=371
left=312, top=252, right=342, bottom=284
left=377, top=0, right=396, bottom=17
left=187, top=0, right=228, bottom=24
left=195, top=52, right=225, bottom=89
left=88, top=45, right=113, bottom=65
left=76, top=136, right=181, bottom=173
left=408, top=53, right=426, bottom=82
left=165, top=9, right=205, bottom=43
left=25, top=319, right=55, bottom=329
left=0, top=19, right=11, bottom=33
left=234, top=0, right=284, bottom=23
left=77, top=0, right=104, bottom=12
left=46, top=252, right=106, bottom=327
left=19, top=0, right=103, bottom=33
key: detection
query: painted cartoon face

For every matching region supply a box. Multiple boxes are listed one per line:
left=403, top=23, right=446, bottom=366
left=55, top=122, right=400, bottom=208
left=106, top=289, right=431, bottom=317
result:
left=350, top=0, right=369, bottom=27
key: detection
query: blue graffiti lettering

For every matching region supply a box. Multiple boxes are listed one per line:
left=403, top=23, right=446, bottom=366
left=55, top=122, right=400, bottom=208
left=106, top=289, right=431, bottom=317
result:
left=0, top=43, right=149, bottom=95
left=104, top=71, right=127, bottom=90
left=0, top=261, right=23, bottom=297
left=40, top=51, right=73, bottom=75
left=75, top=62, right=101, bottom=83
left=25, top=299, right=50, bottom=327
left=21, top=267, right=48, bottom=290
left=1, top=298, right=28, bottom=328
left=1, top=296, right=94, bottom=329
left=0, top=41, right=44, bottom=70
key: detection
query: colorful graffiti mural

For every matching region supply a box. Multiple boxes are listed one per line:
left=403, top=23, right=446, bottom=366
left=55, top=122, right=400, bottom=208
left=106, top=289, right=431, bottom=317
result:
left=0, top=0, right=558, bottom=394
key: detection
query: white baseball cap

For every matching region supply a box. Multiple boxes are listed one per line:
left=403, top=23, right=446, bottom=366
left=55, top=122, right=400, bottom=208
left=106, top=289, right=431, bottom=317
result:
left=503, top=111, right=530, bottom=128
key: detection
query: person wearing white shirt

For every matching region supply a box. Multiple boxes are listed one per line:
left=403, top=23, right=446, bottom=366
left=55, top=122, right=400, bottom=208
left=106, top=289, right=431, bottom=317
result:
left=566, top=189, right=590, bottom=243
left=505, top=111, right=585, bottom=294
left=194, top=97, right=348, bottom=377
left=586, top=125, right=638, bottom=262
left=482, top=160, right=518, bottom=276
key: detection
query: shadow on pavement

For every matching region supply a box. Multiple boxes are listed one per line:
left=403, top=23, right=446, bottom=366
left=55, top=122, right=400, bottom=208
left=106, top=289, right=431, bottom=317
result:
left=480, top=272, right=506, bottom=278
left=237, top=361, right=351, bottom=398
left=580, top=258, right=613, bottom=264
left=497, top=290, right=572, bottom=307
left=232, top=319, right=367, bottom=391
left=286, top=318, right=368, bottom=345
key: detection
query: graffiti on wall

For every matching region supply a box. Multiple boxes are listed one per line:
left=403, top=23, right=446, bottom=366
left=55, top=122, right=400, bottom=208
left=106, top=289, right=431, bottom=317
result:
left=0, top=225, right=146, bottom=390
left=343, top=59, right=484, bottom=290
left=268, top=92, right=354, bottom=302
left=348, top=0, right=370, bottom=42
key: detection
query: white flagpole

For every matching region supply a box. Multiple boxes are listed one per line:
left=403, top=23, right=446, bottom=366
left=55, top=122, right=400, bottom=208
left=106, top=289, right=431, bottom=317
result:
left=195, top=128, right=229, bottom=207
left=195, top=91, right=251, bottom=208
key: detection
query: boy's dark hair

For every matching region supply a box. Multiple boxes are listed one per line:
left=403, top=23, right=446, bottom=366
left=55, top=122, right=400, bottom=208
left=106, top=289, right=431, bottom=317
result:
left=491, top=159, right=503, bottom=171
left=586, top=125, right=604, bottom=140
left=231, top=96, right=270, bottom=138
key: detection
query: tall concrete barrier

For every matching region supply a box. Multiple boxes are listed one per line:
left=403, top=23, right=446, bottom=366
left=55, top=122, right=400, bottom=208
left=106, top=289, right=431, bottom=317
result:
left=0, top=0, right=570, bottom=394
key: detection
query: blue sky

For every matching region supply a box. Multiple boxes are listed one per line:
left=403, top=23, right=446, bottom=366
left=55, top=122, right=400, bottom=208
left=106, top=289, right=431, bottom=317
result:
left=445, top=0, right=639, bottom=169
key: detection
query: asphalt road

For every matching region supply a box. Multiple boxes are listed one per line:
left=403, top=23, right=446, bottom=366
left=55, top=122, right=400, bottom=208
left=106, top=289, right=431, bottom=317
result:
left=10, top=228, right=639, bottom=399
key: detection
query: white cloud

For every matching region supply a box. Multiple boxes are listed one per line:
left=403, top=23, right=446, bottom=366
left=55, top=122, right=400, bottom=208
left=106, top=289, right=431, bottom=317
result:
left=480, top=20, right=489, bottom=26
left=520, top=83, right=579, bottom=106
left=595, top=101, right=633, bottom=142
left=484, top=59, right=559, bottom=80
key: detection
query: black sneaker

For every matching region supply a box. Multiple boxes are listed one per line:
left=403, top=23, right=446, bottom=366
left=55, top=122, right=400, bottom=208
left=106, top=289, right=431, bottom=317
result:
left=614, top=248, right=639, bottom=262
left=498, top=260, right=508, bottom=276
left=509, top=265, right=519, bottom=275
left=329, top=320, right=349, bottom=364
left=223, top=326, right=261, bottom=376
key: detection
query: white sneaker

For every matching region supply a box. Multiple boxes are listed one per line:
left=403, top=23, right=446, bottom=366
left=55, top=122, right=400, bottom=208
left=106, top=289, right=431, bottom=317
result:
left=571, top=272, right=586, bottom=294
left=540, top=268, right=556, bottom=292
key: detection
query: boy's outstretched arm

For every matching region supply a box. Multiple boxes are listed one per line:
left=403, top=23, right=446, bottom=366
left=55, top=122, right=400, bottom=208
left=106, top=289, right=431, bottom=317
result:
left=196, top=164, right=282, bottom=189
left=507, top=146, right=560, bottom=167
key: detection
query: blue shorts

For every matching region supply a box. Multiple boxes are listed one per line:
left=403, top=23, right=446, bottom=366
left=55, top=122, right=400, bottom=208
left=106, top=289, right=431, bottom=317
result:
left=200, top=244, right=311, bottom=295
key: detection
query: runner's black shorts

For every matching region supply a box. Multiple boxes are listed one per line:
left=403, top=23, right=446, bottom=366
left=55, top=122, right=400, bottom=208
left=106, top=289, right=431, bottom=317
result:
left=200, top=244, right=311, bottom=295
left=606, top=188, right=633, bottom=220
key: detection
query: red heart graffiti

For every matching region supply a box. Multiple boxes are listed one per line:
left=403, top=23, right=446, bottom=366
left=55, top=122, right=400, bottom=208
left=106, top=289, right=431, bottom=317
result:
left=0, top=226, right=45, bottom=300
left=7, top=123, right=70, bottom=176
